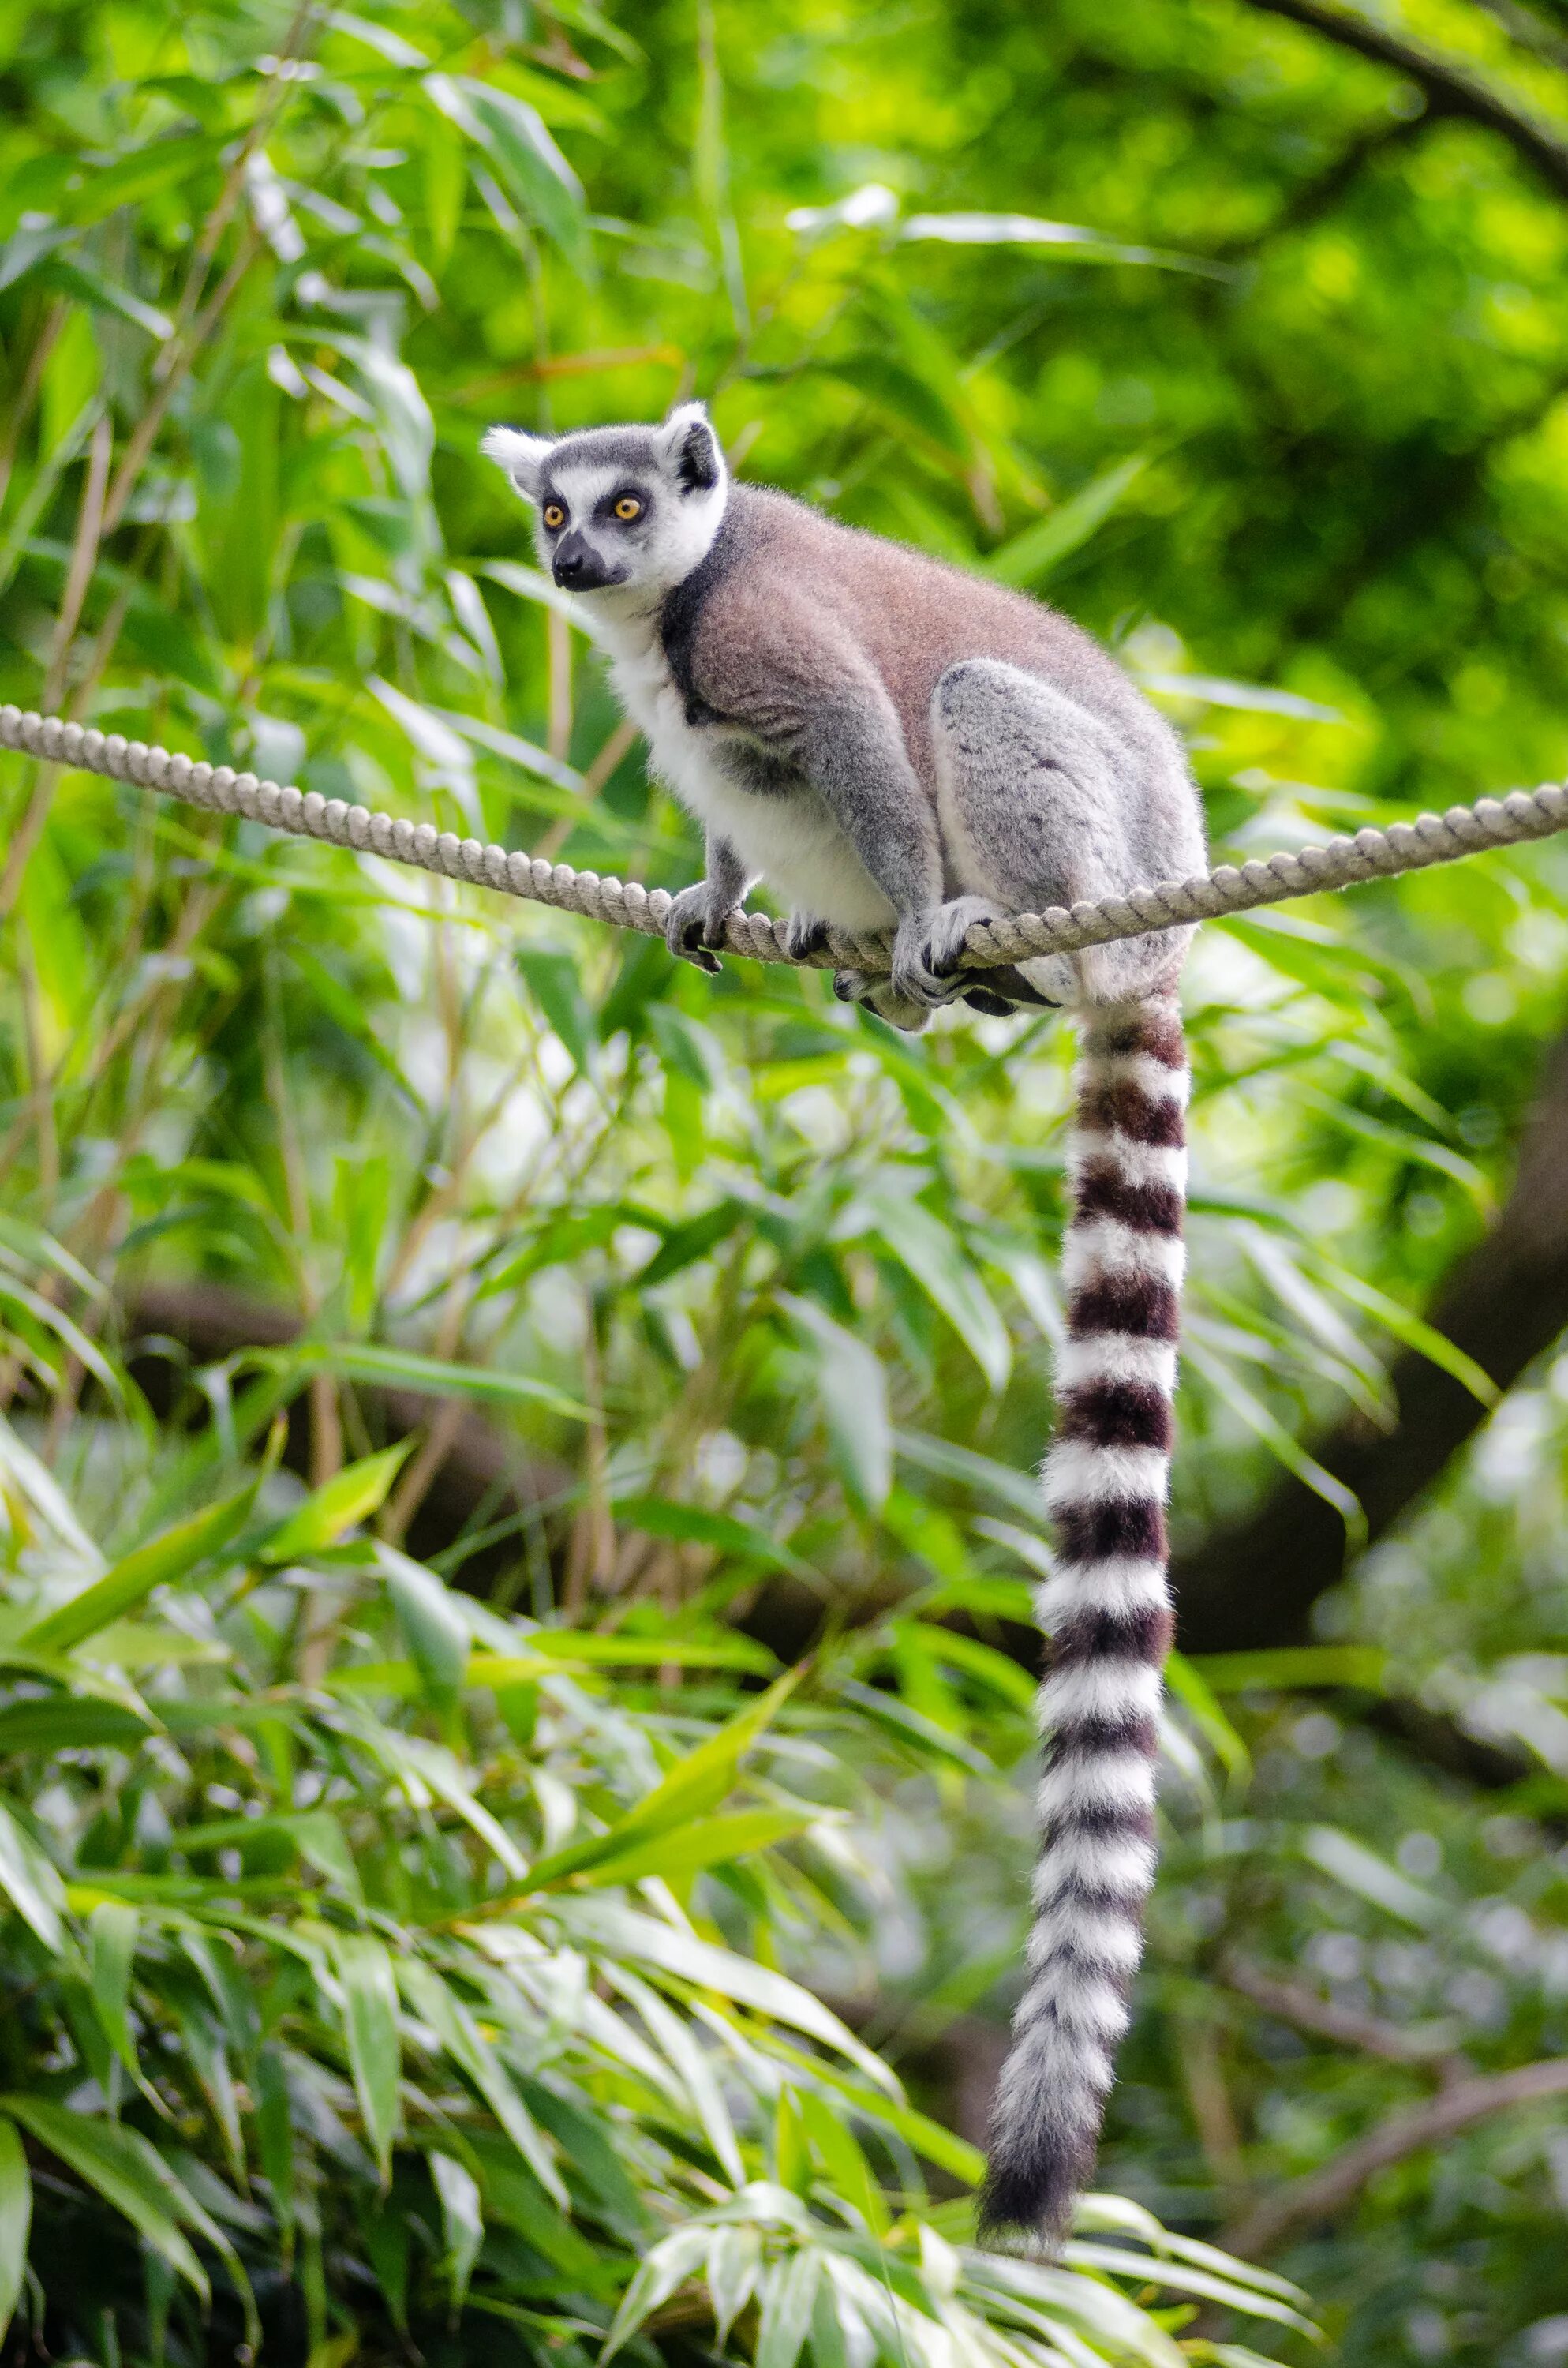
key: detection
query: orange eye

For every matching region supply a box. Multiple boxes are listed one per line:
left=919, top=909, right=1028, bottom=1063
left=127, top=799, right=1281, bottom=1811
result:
left=614, top=496, right=642, bottom=521
left=543, top=502, right=565, bottom=530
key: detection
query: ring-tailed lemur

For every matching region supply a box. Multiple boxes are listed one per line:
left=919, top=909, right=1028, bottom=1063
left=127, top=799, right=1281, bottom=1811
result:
left=485, top=403, right=1206, bottom=2245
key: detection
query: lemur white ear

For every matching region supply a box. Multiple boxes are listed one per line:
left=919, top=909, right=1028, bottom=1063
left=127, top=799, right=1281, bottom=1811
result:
left=481, top=425, right=555, bottom=502
left=654, top=400, right=724, bottom=496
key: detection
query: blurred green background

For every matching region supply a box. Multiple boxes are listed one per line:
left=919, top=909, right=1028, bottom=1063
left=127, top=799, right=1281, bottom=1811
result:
left=6, top=1, right=1568, bottom=2362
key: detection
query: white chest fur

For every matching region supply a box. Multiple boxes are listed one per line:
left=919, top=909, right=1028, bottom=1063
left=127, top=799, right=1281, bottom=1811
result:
left=591, top=610, right=895, bottom=931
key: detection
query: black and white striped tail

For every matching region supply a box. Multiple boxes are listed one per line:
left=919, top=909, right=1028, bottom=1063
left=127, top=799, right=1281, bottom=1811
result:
left=981, top=992, right=1187, bottom=2245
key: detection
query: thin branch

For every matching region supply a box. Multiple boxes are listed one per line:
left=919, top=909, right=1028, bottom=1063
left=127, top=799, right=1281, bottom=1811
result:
left=1239, top=0, right=1568, bottom=204
left=1226, top=2056, right=1568, bottom=2256
left=532, top=714, right=639, bottom=863
left=1223, top=1955, right=1468, bottom=2074
left=0, top=414, right=114, bottom=924
left=1217, top=111, right=1435, bottom=256
left=0, top=300, right=66, bottom=515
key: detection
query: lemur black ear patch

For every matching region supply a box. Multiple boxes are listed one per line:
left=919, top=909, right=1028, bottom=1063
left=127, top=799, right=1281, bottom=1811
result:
left=674, top=418, right=720, bottom=493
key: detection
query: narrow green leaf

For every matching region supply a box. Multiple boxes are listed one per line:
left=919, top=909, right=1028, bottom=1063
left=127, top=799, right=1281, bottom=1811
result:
left=1183, top=1340, right=1366, bottom=1546
left=425, top=74, right=591, bottom=273
left=863, top=1191, right=1011, bottom=1391
left=601, top=2226, right=711, bottom=2362
left=0, top=2099, right=207, bottom=2298
left=782, top=1296, right=892, bottom=1512
left=0, top=1801, right=65, bottom=1954
left=611, top=1495, right=816, bottom=1587
left=637, top=1199, right=746, bottom=1287
left=88, top=1900, right=140, bottom=2075
left=708, top=2224, right=762, bottom=2345
left=756, top=2246, right=821, bottom=2368
left=398, top=1961, right=567, bottom=2205
left=522, top=1632, right=778, bottom=1672
left=1192, top=1645, right=1388, bottom=1695
left=1313, top=1257, right=1500, bottom=1407
left=517, top=947, right=597, bottom=1073
left=556, top=1899, right=900, bottom=2095
left=259, top=1442, right=412, bottom=1564
left=19, top=1481, right=256, bottom=1654
left=537, top=1807, right=814, bottom=1893
left=1300, top=1827, right=1444, bottom=1931
left=429, top=2150, right=483, bottom=2308
left=518, top=1666, right=803, bottom=1891
left=894, top=1429, right=1042, bottom=1520
left=0, top=2123, right=30, bottom=2334
left=258, top=1341, right=589, bottom=1421
left=380, top=1542, right=470, bottom=1704
left=255, top=2046, right=295, bottom=2250
left=1164, top=1652, right=1251, bottom=1785
left=982, top=454, right=1148, bottom=587
left=0, top=1699, right=153, bottom=1753
left=329, top=1933, right=402, bottom=2180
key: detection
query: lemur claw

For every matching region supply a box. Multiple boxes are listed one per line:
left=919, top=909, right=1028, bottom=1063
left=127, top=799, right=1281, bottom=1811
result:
left=833, top=967, right=932, bottom=1033
left=665, top=880, right=735, bottom=973
left=785, top=911, right=830, bottom=961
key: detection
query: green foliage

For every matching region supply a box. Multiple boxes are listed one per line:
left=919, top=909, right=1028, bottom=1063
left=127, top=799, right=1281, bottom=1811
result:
left=0, top=1456, right=1300, bottom=2365
left=4, top=0, right=1568, bottom=2363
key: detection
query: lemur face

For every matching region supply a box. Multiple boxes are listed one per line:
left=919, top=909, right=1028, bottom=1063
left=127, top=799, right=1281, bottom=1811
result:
left=482, top=403, right=727, bottom=605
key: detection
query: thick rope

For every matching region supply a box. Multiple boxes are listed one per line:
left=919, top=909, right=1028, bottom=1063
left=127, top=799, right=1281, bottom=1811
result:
left=6, top=701, right=1567, bottom=976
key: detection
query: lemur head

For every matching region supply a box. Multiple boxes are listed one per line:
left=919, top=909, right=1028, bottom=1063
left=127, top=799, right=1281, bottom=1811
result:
left=482, top=402, right=727, bottom=605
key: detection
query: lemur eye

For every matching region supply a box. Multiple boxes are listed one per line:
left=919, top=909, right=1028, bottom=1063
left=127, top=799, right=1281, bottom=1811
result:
left=542, top=502, right=566, bottom=530
left=613, top=496, right=642, bottom=521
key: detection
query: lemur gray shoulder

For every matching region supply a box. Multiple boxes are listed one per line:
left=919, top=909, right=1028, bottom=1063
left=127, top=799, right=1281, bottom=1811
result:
left=485, top=402, right=1205, bottom=2247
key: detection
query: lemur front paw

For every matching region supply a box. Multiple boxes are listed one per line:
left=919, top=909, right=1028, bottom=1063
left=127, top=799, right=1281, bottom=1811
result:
left=833, top=968, right=933, bottom=1033
left=784, top=910, right=831, bottom=961
left=889, top=897, right=999, bottom=1009
left=664, top=879, right=740, bottom=974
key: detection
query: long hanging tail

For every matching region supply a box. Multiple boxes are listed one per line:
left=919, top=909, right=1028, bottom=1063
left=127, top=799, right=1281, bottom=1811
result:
left=981, top=990, right=1187, bottom=2246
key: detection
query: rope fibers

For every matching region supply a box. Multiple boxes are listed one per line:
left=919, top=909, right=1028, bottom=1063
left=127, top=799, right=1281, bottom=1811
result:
left=6, top=702, right=1566, bottom=978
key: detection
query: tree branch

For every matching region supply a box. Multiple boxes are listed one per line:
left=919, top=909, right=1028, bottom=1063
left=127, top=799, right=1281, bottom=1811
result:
left=1176, top=1021, right=1568, bottom=1662
left=1222, top=1955, right=1467, bottom=2075
left=1225, top=2055, right=1568, bottom=2256
left=1239, top=0, right=1568, bottom=204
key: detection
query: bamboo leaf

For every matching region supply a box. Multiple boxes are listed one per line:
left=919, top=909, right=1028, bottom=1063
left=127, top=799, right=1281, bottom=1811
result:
left=554, top=1898, right=901, bottom=2095
left=18, top=1482, right=256, bottom=1654
left=429, top=2150, right=484, bottom=2307
left=517, top=1666, right=803, bottom=1892
left=756, top=2246, right=821, bottom=2368
left=535, top=1807, right=814, bottom=1892
left=380, top=1542, right=470, bottom=1704
left=328, top=1932, right=403, bottom=2181
left=982, top=455, right=1148, bottom=587
left=0, top=1801, right=65, bottom=1954
left=0, top=2100, right=208, bottom=2298
left=863, top=1190, right=1012, bottom=1391
left=88, top=1899, right=140, bottom=2074
left=399, top=1961, right=567, bottom=2204
left=782, top=1296, right=892, bottom=1512
left=0, top=2123, right=30, bottom=2335
left=259, top=1443, right=412, bottom=1564
left=601, top=2225, right=710, bottom=2361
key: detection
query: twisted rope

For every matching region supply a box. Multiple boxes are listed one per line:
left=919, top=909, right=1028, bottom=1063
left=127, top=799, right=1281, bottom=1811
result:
left=6, top=701, right=1567, bottom=976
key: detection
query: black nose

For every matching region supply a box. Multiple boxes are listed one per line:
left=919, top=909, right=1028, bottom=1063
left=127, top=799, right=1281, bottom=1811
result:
left=552, top=532, right=619, bottom=592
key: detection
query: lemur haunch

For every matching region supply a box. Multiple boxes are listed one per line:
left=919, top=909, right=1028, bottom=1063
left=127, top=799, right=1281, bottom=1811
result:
left=485, top=403, right=1207, bottom=2244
